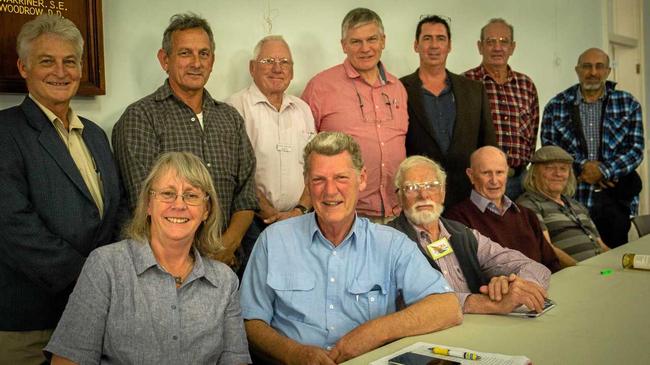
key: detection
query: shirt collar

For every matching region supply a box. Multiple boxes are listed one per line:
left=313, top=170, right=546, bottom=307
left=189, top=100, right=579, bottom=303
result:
left=130, top=238, right=218, bottom=288
left=342, top=58, right=395, bottom=85
left=248, top=82, right=294, bottom=111
left=410, top=220, right=451, bottom=243
left=477, top=64, right=514, bottom=83
left=154, top=79, right=215, bottom=109
left=29, top=94, right=84, bottom=132
left=470, top=189, right=519, bottom=214
left=309, top=212, right=360, bottom=249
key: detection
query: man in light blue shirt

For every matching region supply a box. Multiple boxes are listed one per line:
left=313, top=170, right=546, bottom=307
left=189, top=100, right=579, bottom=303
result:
left=240, top=131, right=462, bottom=364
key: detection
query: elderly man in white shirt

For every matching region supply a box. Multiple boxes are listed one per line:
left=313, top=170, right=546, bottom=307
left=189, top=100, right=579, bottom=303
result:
left=227, top=35, right=316, bottom=273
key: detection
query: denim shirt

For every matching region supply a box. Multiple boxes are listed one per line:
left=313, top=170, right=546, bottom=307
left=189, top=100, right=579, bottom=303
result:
left=240, top=213, right=452, bottom=349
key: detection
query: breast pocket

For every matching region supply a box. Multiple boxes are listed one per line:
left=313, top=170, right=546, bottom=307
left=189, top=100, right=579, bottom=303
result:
left=267, top=273, right=316, bottom=322
left=347, top=280, right=388, bottom=321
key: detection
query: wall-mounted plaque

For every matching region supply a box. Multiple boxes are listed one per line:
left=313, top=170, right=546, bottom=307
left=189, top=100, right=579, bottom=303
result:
left=0, top=0, right=105, bottom=95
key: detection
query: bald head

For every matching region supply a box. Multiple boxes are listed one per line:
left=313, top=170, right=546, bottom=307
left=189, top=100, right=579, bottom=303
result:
left=470, top=146, right=507, bottom=169
left=577, top=47, right=609, bottom=67
left=467, top=146, right=508, bottom=206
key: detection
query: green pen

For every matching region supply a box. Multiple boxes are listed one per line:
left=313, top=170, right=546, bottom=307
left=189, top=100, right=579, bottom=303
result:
left=600, top=268, right=613, bottom=276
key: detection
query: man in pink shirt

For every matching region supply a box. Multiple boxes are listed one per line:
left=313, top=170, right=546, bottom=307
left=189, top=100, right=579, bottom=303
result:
left=302, top=7, right=408, bottom=222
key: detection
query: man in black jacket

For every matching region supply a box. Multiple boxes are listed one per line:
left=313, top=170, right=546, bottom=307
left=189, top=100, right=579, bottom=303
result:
left=400, top=15, right=496, bottom=208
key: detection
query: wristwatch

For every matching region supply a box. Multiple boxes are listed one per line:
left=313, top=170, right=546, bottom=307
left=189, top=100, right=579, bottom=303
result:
left=294, top=204, right=310, bottom=215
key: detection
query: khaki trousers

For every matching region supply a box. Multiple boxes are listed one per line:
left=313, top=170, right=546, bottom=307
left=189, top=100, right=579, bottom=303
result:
left=0, top=329, right=53, bottom=365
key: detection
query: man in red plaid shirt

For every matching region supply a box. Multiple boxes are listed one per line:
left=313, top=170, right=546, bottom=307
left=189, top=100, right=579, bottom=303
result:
left=465, top=18, right=539, bottom=201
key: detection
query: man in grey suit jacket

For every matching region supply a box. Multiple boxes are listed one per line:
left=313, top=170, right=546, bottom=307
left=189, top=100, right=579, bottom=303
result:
left=401, top=15, right=496, bottom=209
left=0, top=15, right=125, bottom=364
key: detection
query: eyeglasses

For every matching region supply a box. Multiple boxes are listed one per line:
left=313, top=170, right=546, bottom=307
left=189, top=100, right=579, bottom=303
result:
left=353, top=85, right=394, bottom=124
left=400, top=181, right=443, bottom=195
left=150, top=190, right=209, bottom=206
left=577, top=63, right=609, bottom=71
left=482, top=37, right=512, bottom=47
left=257, top=57, right=293, bottom=69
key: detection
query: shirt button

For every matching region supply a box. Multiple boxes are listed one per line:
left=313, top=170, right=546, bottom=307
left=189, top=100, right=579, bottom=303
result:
left=370, top=297, right=375, bottom=302
left=330, top=277, right=335, bottom=283
left=381, top=142, right=385, bottom=146
left=326, top=346, right=333, bottom=351
left=206, top=163, right=212, bottom=167
left=332, top=251, right=337, bottom=256
left=504, top=116, right=508, bottom=120
left=191, top=117, right=196, bottom=122
left=329, top=304, right=334, bottom=310
left=172, top=335, right=178, bottom=340
left=171, top=305, right=176, bottom=310
left=330, top=326, right=335, bottom=330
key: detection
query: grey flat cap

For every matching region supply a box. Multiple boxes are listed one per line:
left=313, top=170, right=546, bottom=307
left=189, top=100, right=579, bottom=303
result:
left=531, top=146, right=574, bottom=164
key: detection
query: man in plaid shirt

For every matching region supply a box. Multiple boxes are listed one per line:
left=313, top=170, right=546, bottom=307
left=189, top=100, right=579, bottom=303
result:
left=112, top=13, right=258, bottom=267
left=465, top=18, right=539, bottom=201
left=541, top=48, right=644, bottom=248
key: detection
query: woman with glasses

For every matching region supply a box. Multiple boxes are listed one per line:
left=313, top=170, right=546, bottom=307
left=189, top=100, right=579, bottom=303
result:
left=45, top=152, right=250, bottom=365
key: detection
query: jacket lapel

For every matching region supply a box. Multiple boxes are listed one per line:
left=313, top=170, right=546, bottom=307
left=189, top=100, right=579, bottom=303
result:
left=21, top=97, right=95, bottom=204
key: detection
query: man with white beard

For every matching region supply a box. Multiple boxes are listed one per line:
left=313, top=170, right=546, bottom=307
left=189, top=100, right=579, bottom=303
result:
left=388, top=156, right=551, bottom=314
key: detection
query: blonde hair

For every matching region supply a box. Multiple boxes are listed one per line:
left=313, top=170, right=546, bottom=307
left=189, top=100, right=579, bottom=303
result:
left=523, top=163, right=577, bottom=197
left=124, top=152, right=223, bottom=258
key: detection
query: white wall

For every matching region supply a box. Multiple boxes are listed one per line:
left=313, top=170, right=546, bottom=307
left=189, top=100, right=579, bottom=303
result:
left=0, top=0, right=606, bottom=139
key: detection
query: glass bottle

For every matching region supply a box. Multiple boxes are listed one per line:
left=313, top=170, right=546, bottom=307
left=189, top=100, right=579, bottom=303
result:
left=622, top=253, right=650, bottom=270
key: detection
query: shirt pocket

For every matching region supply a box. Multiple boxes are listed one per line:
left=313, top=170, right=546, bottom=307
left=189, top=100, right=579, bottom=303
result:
left=267, top=273, right=316, bottom=323
left=347, top=279, right=388, bottom=321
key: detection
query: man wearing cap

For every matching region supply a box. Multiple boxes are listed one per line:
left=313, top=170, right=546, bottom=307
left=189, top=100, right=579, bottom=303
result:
left=541, top=47, right=644, bottom=248
left=517, top=146, right=609, bottom=263
left=444, top=146, right=562, bottom=271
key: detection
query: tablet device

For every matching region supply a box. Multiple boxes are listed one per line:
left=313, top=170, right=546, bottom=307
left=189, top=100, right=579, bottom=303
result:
left=388, top=352, right=461, bottom=365
left=509, top=298, right=556, bottom=317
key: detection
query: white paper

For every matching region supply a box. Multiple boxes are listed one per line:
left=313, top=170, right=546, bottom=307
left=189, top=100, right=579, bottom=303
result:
left=371, top=342, right=531, bottom=365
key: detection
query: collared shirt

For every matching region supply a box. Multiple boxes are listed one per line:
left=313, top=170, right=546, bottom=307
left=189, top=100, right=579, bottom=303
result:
left=112, top=80, right=258, bottom=226
left=517, top=191, right=602, bottom=261
left=240, top=213, right=452, bottom=349
left=576, top=90, right=604, bottom=161
left=227, top=83, right=315, bottom=211
left=541, top=81, right=644, bottom=213
left=44, top=239, right=251, bottom=365
left=302, top=59, right=409, bottom=218
left=31, top=95, right=104, bottom=217
left=412, top=221, right=550, bottom=312
left=465, top=65, right=539, bottom=168
left=469, top=189, right=517, bottom=216
left=421, top=78, right=456, bottom=154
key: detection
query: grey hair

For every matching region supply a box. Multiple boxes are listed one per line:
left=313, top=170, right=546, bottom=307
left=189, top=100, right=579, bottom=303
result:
left=162, top=13, right=215, bottom=55
left=523, top=163, right=577, bottom=197
left=480, top=18, right=514, bottom=41
left=16, top=14, right=83, bottom=65
left=341, top=8, right=384, bottom=39
left=251, top=35, right=290, bottom=60
left=124, top=152, right=223, bottom=259
left=303, top=132, right=364, bottom=176
left=394, top=155, right=447, bottom=197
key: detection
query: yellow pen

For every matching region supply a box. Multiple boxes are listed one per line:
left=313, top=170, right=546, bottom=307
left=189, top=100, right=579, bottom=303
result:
left=431, top=346, right=481, bottom=360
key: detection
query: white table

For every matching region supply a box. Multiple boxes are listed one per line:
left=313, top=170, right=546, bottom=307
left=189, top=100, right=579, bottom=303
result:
left=343, top=238, right=650, bottom=365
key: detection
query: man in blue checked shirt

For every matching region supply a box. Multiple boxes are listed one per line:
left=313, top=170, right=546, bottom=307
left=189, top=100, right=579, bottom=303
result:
left=240, top=131, right=462, bottom=365
left=541, top=48, right=644, bottom=248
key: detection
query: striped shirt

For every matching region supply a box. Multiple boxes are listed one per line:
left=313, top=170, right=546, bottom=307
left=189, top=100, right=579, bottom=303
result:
left=517, top=191, right=601, bottom=262
left=464, top=65, right=539, bottom=168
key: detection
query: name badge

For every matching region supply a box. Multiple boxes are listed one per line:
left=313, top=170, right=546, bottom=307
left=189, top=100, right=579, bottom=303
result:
left=276, top=143, right=293, bottom=152
left=426, top=237, right=453, bottom=260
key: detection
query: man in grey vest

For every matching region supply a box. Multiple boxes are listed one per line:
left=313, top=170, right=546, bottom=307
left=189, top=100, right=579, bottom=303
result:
left=388, top=155, right=550, bottom=314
